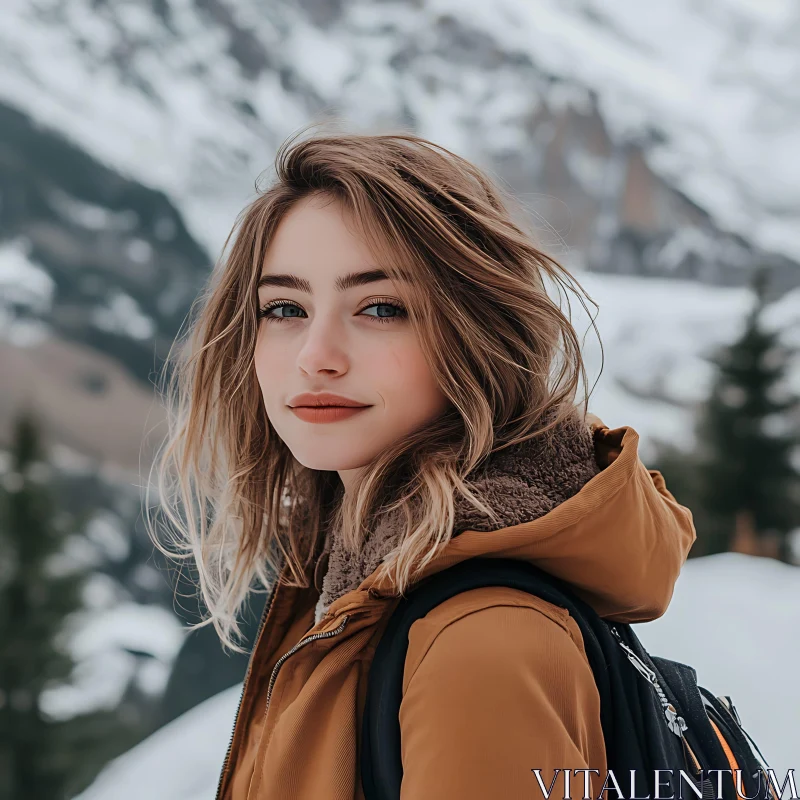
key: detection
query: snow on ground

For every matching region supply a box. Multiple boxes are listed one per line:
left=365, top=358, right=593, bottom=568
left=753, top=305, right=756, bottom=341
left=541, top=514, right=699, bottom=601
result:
left=636, top=552, right=800, bottom=778
left=77, top=552, right=799, bottom=799
left=76, top=684, right=242, bottom=800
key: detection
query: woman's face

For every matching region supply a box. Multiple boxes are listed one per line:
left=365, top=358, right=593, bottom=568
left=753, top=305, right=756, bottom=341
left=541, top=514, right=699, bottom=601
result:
left=254, top=193, right=451, bottom=493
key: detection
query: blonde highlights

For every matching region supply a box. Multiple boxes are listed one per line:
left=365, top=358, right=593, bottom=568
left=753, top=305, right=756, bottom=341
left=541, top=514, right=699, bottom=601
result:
left=148, top=127, right=602, bottom=651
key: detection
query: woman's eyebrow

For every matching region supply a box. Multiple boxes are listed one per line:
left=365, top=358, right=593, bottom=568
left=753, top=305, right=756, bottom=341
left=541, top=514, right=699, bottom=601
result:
left=257, top=268, right=408, bottom=293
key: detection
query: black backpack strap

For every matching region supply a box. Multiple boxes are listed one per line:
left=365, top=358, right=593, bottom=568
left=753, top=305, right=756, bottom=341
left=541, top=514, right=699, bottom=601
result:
left=361, top=557, right=661, bottom=800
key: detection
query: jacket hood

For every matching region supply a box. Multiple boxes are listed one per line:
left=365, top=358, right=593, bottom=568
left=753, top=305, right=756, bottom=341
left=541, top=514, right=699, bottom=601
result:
left=313, top=406, right=602, bottom=622
left=321, top=416, right=697, bottom=625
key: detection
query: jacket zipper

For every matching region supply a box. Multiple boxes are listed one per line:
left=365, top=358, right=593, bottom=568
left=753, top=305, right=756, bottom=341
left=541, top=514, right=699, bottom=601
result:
left=234, top=614, right=351, bottom=800
left=214, top=563, right=285, bottom=800
left=262, top=613, right=351, bottom=720
left=214, top=591, right=351, bottom=800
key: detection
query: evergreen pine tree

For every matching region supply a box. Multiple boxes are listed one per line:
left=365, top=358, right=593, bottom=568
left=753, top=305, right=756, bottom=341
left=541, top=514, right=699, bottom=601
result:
left=694, top=264, right=800, bottom=562
left=0, top=413, right=180, bottom=798
left=0, top=411, right=88, bottom=798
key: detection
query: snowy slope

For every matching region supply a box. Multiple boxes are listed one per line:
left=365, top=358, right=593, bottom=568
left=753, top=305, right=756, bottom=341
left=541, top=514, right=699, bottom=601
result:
left=1, top=0, right=798, bottom=264
left=543, top=271, right=800, bottom=458
left=76, top=683, right=242, bottom=800
left=636, top=553, right=800, bottom=778
left=76, top=552, right=799, bottom=800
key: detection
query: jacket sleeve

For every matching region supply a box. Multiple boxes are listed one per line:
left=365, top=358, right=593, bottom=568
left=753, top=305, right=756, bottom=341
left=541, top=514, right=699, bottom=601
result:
left=398, top=600, right=606, bottom=800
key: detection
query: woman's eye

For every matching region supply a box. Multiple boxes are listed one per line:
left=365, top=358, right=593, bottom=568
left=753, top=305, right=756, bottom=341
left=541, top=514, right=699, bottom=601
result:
left=257, top=300, right=407, bottom=324
left=257, top=302, right=306, bottom=321
left=359, top=302, right=408, bottom=323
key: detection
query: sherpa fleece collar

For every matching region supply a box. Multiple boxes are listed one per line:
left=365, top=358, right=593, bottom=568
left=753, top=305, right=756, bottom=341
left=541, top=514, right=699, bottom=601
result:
left=313, top=408, right=601, bottom=624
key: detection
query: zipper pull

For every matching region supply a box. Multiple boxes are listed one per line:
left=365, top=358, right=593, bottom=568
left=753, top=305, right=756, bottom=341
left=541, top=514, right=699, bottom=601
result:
left=618, top=641, right=658, bottom=684
left=610, top=625, right=688, bottom=737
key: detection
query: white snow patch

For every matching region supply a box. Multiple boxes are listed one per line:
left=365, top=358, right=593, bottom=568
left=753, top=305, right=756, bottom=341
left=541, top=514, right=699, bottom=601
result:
left=90, top=291, right=156, bottom=341
left=76, top=684, right=242, bottom=800
left=40, top=599, right=185, bottom=721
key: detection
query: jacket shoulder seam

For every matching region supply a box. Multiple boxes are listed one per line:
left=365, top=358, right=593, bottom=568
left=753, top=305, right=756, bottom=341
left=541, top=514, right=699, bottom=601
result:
left=403, top=589, right=579, bottom=691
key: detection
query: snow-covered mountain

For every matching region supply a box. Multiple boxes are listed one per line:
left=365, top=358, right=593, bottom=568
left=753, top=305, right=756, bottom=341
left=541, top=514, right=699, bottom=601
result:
left=76, top=552, right=800, bottom=800
left=2, top=0, right=799, bottom=465
left=1, top=0, right=799, bottom=743
left=3, top=0, right=800, bottom=269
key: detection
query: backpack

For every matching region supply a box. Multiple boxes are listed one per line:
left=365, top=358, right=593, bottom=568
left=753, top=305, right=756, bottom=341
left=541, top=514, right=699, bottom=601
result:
left=361, top=557, right=777, bottom=800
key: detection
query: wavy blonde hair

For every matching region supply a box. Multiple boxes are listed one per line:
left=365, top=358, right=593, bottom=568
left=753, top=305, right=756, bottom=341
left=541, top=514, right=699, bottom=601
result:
left=148, top=127, right=603, bottom=651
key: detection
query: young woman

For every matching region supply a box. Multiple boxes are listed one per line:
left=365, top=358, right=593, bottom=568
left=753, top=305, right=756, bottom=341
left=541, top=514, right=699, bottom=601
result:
left=152, top=130, right=697, bottom=800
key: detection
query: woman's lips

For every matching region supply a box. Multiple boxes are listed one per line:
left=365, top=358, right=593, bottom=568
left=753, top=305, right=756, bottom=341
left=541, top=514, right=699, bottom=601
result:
left=290, top=405, right=371, bottom=424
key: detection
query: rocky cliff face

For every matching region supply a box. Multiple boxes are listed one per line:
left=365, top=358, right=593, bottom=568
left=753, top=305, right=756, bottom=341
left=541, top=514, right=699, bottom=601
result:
left=1, top=0, right=798, bottom=470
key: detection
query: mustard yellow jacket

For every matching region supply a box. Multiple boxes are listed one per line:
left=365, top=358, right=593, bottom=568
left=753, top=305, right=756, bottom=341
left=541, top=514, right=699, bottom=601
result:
left=218, top=419, right=697, bottom=800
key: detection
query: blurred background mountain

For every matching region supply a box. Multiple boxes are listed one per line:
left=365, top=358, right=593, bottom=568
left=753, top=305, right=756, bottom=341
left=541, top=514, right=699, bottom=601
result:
left=1, top=0, right=799, bottom=796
